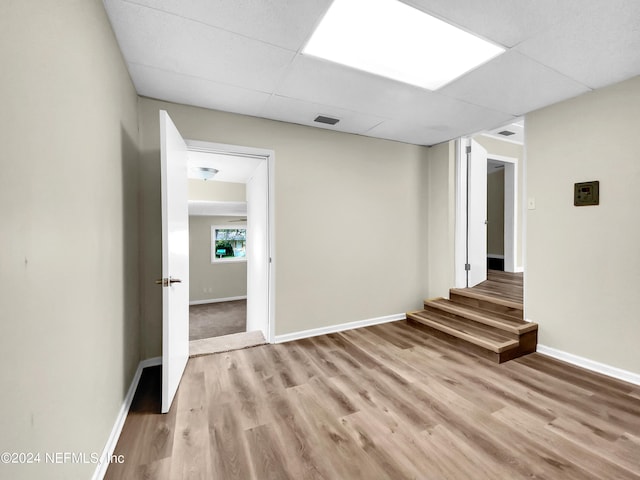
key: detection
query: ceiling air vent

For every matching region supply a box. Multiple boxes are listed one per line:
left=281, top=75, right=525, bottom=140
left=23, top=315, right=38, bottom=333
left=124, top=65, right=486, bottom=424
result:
left=498, top=130, right=515, bottom=136
left=314, top=115, right=340, bottom=125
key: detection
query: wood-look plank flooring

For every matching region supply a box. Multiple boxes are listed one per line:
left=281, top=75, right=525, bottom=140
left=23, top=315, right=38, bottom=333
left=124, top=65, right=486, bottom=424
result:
left=472, top=270, right=523, bottom=304
left=106, top=321, right=640, bottom=479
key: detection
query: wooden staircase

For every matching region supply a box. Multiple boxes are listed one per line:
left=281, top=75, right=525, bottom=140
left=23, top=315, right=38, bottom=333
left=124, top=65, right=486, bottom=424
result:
left=407, top=271, right=537, bottom=363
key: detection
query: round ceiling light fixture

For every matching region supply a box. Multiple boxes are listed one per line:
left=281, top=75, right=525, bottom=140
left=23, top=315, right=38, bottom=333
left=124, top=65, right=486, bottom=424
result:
left=193, top=167, right=219, bottom=181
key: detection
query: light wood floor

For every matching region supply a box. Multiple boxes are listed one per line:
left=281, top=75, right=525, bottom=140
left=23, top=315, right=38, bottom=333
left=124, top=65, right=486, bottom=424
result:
left=106, top=321, right=640, bottom=479
left=472, top=269, right=524, bottom=304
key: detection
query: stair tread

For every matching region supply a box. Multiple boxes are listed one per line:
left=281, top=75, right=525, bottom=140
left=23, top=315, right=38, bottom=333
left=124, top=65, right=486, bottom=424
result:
left=411, top=309, right=516, bottom=342
left=407, top=310, right=519, bottom=353
left=471, top=280, right=523, bottom=303
left=450, top=288, right=523, bottom=311
left=425, top=298, right=537, bottom=334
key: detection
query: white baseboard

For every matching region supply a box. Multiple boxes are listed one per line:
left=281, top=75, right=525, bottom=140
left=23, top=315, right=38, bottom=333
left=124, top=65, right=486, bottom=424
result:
left=506, top=266, right=524, bottom=273
left=274, top=313, right=406, bottom=344
left=536, top=345, right=640, bottom=386
left=92, top=356, right=162, bottom=480
left=189, top=295, right=247, bottom=306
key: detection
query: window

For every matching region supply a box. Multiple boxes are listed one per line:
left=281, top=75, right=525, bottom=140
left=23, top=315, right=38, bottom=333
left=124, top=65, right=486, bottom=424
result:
left=211, top=226, right=247, bottom=263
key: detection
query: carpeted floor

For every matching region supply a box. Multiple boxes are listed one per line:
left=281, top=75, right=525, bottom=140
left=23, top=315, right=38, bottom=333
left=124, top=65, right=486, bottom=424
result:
left=189, top=299, right=246, bottom=341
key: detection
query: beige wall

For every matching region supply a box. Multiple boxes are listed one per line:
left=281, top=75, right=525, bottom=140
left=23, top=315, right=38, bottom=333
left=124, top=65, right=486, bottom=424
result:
left=487, top=170, right=505, bottom=256
left=190, top=216, right=247, bottom=301
left=526, top=75, right=640, bottom=374
left=188, top=179, right=246, bottom=202
left=426, top=141, right=456, bottom=299
left=474, top=135, right=524, bottom=269
left=138, top=97, right=432, bottom=354
left=0, top=1, right=140, bottom=479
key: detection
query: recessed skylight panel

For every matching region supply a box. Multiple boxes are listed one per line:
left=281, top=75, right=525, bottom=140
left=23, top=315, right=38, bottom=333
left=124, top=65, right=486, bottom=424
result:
left=303, top=0, right=505, bottom=90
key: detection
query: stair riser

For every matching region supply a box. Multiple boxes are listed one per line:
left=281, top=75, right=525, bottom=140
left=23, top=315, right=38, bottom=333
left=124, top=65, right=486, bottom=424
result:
left=407, top=319, right=503, bottom=363
left=449, top=293, right=523, bottom=320
left=408, top=318, right=537, bottom=364
left=407, top=312, right=518, bottom=352
left=499, top=330, right=538, bottom=363
left=421, top=305, right=521, bottom=340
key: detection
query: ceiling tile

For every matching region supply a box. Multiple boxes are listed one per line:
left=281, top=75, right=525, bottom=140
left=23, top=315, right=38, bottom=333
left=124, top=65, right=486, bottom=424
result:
left=389, top=95, right=515, bottom=136
left=366, top=110, right=513, bottom=145
left=514, top=0, right=640, bottom=89
left=124, top=0, right=332, bottom=50
left=439, top=51, right=591, bottom=116
left=403, top=0, right=604, bottom=47
left=261, top=95, right=388, bottom=136
left=104, top=0, right=295, bottom=92
left=129, top=64, right=272, bottom=117
left=276, top=55, right=425, bottom=118
left=366, top=101, right=514, bottom=145
left=365, top=119, right=457, bottom=146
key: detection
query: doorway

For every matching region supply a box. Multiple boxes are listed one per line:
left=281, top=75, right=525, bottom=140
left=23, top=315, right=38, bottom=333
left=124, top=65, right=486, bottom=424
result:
left=487, top=154, right=518, bottom=273
left=487, top=159, right=505, bottom=270
left=454, top=130, right=523, bottom=289
left=188, top=214, right=248, bottom=341
left=185, top=141, right=275, bottom=355
left=159, top=111, right=275, bottom=412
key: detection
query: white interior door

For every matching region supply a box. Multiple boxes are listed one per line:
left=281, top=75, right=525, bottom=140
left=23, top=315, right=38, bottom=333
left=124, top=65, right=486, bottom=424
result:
left=159, top=110, right=190, bottom=413
left=467, top=139, right=488, bottom=287
left=246, top=160, right=269, bottom=338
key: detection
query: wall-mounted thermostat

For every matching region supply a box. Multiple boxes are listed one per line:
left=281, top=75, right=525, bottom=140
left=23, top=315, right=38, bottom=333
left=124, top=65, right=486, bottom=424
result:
left=574, top=181, right=599, bottom=206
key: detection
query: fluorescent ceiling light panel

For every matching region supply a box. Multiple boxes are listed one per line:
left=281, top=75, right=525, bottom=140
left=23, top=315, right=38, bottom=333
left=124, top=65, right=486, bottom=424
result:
left=303, top=0, right=505, bottom=90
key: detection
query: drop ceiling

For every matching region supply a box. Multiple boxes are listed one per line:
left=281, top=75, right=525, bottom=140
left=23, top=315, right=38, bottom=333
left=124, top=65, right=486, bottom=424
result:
left=103, top=0, right=640, bottom=146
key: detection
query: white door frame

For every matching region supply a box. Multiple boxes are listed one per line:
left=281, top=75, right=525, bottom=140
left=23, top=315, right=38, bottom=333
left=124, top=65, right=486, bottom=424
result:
left=454, top=138, right=519, bottom=289
left=185, top=139, right=276, bottom=343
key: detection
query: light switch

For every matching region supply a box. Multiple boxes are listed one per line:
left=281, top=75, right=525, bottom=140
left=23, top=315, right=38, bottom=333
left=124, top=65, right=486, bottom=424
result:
left=527, top=198, right=536, bottom=210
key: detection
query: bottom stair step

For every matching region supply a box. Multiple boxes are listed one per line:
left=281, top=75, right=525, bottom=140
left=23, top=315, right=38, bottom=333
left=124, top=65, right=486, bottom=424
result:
left=407, top=310, right=518, bottom=353
left=424, top=298, right=537, bottom=336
